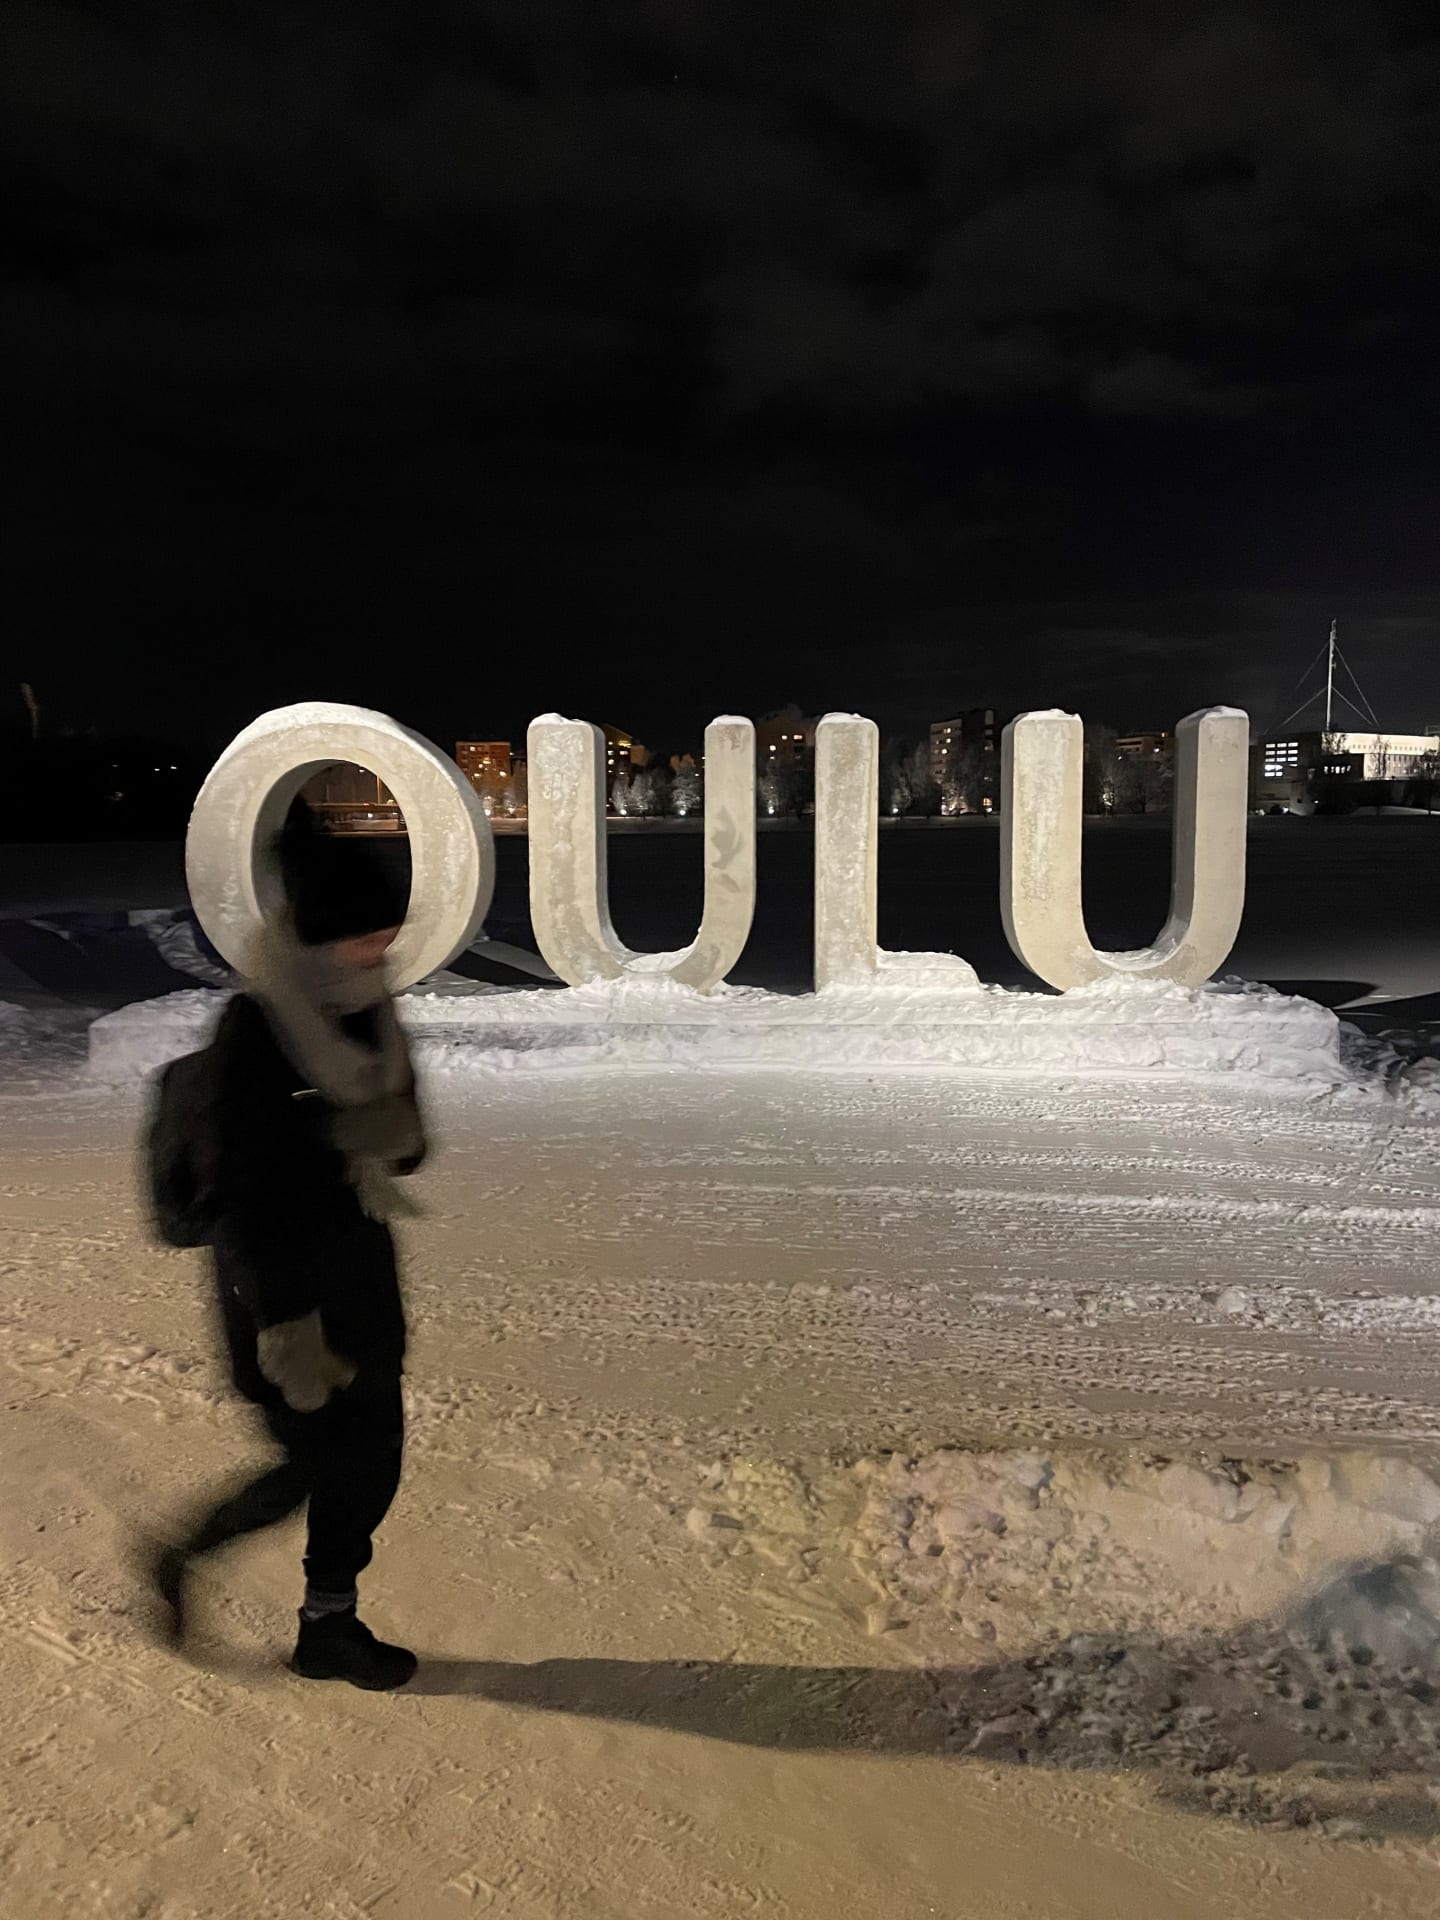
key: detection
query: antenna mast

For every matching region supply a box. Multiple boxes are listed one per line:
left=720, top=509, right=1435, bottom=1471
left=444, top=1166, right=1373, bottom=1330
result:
left=1325, top=620, right=1335, bottom=731
left=1272, top=619, right=1380, bottom=736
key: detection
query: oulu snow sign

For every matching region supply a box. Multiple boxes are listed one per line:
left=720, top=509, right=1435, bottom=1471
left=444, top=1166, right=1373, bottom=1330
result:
left=167, top=701, right=1340, bottom=1082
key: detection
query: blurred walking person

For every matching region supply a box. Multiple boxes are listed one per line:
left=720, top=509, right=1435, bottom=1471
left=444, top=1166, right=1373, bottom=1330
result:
left=144, top=801, right=425, bottom=1689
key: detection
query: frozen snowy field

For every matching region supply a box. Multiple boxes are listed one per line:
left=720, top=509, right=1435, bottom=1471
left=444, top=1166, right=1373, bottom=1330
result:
left=4, top=1062, right=1440, bottom=1916
left=3, top=819, right=1440, bottom=1916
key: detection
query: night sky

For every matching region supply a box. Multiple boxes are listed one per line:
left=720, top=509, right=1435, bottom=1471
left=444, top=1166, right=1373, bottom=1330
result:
left=6, top=2, right=1439, bottom=758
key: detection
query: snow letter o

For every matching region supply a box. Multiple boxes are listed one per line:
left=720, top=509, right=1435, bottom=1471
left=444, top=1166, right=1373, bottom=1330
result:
left=186, top=702, right=494, bottom=990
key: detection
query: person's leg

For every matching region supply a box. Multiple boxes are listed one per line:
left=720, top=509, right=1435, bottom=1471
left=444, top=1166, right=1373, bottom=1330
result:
left=146, top=1418, right=310, bottom=1646
left=297, top=1369, right=405, bottom=1605
left=288, top=1371, right=415, bottom=1690
left=181, top=1458, right=310, bottom=1559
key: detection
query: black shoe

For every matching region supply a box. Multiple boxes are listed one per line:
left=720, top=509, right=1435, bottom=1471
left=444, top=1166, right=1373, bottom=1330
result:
left=290, top=1609, right=418, bottom=1691
left=140, top=1541, right=190, bottom=1649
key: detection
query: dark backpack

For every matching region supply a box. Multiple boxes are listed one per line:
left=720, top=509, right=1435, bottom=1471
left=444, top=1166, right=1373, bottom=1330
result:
left=145, top=1047, right=220, bottom=1248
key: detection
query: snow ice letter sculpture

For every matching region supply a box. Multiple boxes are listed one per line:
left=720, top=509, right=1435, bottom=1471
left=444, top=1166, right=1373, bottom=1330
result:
left=187, top=701, right=494, bottom=990
left=1000, top=706, right=1249, bottom=990
left=527, top=714, right=756, bottom=990
left=813, top=713, right=980, bottom=992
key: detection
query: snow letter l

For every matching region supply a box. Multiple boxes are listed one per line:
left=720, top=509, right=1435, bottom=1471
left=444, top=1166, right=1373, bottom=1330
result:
left=813, top=713, right=979, bottom=992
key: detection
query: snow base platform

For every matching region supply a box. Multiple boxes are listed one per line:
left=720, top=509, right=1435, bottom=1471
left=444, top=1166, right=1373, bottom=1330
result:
left=89, top=973, right=1342, bottom=1086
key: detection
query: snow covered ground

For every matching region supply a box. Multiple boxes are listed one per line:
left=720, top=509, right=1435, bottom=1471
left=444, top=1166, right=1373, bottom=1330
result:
left=4, top=1058, right=1440, bottom=1916
left=3, top=821, right=1440, bottom=1915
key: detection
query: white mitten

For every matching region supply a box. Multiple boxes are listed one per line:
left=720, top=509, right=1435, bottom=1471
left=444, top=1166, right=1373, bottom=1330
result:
left=256, top=1310, right=356, bottom=1412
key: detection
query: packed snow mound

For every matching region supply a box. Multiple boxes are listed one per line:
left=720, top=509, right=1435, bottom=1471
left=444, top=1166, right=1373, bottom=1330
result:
left=0, top=1000, right=93, bottom=1085
left=86, top=974, right=1348, bottom=1088
left=1394, top=1057, right=1440, bottom=1121
left=88, top=989, right=224, bottom=1082
left=689, top=1446, right=1440, bottom=1656
left=846, top=1448, right=1440, bottom=1649
left=670, top=1444, right=1440, bottom=1814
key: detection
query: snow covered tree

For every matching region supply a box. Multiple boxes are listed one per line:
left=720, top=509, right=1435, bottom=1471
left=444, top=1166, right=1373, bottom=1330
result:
left=1360, top=736, right=1399, bottom=814
left=627, top=769, right=659, bottom=817
left=758, top=770, right=787, bottom=817
left=904, top=741, right=940, bottom=816
left=882, top=744, right=912, bottom=817
left=1412, top=749, right=1440, bottom=815
left=671, top=764, right=702, bottom=816
left=1083, top=724, right=1121, bottom=814
left=502, top=761, right=528, bottom=818
left=1113, top=749, right=1173, bottom=815
left=941, top=739, right=985, bottom=814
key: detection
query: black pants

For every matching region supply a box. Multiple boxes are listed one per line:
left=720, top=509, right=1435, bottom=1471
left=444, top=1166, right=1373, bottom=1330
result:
left=182, top=1370, right=404, bottom=1597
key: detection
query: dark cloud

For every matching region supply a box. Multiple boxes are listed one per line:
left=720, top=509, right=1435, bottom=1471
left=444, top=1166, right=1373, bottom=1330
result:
left=1084, top=352, right=1277, bottom=420
left=2, top=0, right=1438, bottom=749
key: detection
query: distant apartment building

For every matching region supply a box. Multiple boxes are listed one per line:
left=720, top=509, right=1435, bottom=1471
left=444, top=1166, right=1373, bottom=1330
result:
left=455, top=740, right=511, bottom=787
left=455, top=741, right=515, bottom=816
left=929, top=708, right=1005, bottom=782
left=1114, top=730, right=1172, bottom=759
left=600, top=725, right=647, bottom=786
left=929, top=708, right=1007, bottom=812
left=300, top=763, right=402, bottom=832
left=756, top=705, right=818, bottom=770
left=1252, top=730, right=1440, bottom=812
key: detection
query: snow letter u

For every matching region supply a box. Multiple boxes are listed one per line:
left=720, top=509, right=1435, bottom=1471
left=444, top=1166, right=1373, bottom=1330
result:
left=527, top=716, right=756, bottom=990
left=1000, top=707, right=1249, bottom=990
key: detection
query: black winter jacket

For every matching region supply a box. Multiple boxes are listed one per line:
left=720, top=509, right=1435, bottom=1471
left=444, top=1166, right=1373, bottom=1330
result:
left=205, top=993, right=412, bottom=1402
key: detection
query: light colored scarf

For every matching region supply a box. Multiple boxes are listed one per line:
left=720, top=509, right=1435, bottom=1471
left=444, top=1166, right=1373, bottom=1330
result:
left=245, top=918, right=426, bottom=1221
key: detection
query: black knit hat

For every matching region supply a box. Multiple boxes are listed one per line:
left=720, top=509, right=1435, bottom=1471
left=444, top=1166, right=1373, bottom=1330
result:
left=275, top=798, right=409, bottom=947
